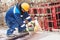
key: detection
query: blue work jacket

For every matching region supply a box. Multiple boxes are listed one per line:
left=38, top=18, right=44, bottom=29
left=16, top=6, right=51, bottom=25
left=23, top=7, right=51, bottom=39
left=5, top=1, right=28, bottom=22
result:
left=5, top=4, right=31, bottom=28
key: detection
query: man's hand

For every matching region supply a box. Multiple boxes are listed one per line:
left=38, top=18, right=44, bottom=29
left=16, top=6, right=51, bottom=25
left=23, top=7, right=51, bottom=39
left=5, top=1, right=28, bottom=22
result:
left=25, top=20, right=29, bottom=24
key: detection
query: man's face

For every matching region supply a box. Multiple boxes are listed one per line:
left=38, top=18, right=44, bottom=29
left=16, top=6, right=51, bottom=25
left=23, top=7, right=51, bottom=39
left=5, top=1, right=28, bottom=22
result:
left=22, top=9, right=26, bottom=12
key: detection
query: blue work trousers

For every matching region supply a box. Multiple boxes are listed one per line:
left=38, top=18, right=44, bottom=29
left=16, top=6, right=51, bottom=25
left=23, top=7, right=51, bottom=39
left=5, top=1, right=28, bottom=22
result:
left=6, top=20, right=26, bottom=35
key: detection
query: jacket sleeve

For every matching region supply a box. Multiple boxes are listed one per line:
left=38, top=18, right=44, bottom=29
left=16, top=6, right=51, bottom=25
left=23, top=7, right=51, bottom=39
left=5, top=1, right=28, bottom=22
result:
left=14, top=13, right=23, bottom=25
left=24, top=12, right=32, bottom=22
left=13, top=6, right=23, bottom=25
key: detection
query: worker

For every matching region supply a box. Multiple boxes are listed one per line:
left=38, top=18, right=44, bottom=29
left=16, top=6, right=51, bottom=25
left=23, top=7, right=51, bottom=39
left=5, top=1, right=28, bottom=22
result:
left=5, top=2, right=31, bottom=36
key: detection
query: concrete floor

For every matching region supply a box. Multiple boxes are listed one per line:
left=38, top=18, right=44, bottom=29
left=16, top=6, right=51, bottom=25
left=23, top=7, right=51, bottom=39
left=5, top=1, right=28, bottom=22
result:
left=0, top=25, right=60, bottom=40
left=26, top=31, right=60, bottom=40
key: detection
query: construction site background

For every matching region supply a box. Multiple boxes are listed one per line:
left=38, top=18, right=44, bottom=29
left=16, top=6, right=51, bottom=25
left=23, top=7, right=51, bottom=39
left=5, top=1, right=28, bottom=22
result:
left=0, top=0, right=60, bottom=29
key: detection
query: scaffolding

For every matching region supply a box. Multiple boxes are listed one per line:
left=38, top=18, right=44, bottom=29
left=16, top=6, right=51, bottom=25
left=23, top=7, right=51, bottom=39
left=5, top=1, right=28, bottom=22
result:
left=29, top=1, right=60, bottom=31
